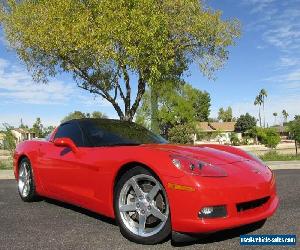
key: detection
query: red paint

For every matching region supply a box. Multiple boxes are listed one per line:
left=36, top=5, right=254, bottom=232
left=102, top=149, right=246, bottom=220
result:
left=13, top=141, right=278, bottom=233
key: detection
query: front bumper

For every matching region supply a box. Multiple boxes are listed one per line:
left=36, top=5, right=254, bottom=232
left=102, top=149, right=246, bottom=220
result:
left=166, top=173, right=279, bottom=233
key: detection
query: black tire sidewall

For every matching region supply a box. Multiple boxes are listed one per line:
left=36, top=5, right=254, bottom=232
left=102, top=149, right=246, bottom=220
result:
left=114, top=167, right=171, bottom=245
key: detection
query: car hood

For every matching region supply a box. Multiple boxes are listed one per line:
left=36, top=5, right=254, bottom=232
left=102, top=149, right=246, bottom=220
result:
left=141, top=144, right=272, bottom=182
left=142, top=144, right=247, bottom=165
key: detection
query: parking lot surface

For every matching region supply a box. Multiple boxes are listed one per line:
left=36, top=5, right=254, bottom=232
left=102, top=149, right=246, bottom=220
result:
left=0, top=170, right=299, bottom=249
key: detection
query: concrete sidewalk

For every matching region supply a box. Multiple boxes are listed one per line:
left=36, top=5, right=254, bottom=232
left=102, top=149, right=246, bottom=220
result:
left=266, top=161, right=300, bottom=170
left=1, top=161, right=300, bottom=180
left=0, top=170, right=14, bottom=180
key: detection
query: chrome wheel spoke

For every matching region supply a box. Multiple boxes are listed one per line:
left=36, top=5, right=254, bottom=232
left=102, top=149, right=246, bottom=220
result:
left=19, top=174, right=25, bottom=182
left=147, top=184, right=160, bottom=201
left=119, top=203, right=136, bottom=212
left=151, top=206, right=167, bottom=222
left=129, top=178, right=144, bottom=198
left=138, top=213, right=147, bottom=235
left=23, top=164, right=28, bottom=176
left=18, top=162, right=31, bottom=198
left=22, top=182, right=27, bottom=196
left=119, top=174, right=169, bottom=237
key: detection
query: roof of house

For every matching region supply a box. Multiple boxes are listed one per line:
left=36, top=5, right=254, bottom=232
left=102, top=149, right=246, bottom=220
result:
left=12, top=128, right=31, bottom=134
left=270, top=125, right=289, bottom=133
left=197, top=122, right=215, bottom=132
left=197, top=122, right=236, bottom=132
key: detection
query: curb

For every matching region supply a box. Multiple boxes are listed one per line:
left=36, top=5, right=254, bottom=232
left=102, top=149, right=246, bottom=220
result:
left=266, top=161, right=300, bottom=170
left=0, top=170, right=14, bottom=180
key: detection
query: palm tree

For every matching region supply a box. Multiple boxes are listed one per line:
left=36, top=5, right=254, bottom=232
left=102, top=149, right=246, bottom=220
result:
left=260, top=89, right=268, bottom=128
left=273, top=112, right=278, bottom=125
left=254, top=95, right=262, bottom=127
left=282, top=110, right=289, bottom=124
left=254, top=89, right=268, bottom=127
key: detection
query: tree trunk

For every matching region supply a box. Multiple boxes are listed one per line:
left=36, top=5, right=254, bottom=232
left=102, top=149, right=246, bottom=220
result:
left=295, top=140, right=298, bottom=155
left=263, top=101, right=265, bottom=128
left=150, top=86, right=160, bottom=134
left=258, top=107, right=262, bottom=127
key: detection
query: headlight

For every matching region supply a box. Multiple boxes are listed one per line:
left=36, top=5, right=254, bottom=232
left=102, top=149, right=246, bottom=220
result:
left=170, top=155, right=227, bottom=177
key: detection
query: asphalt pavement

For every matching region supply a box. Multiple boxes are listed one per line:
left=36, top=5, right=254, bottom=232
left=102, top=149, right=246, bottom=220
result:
left=0, top=170, right=299, bottom=250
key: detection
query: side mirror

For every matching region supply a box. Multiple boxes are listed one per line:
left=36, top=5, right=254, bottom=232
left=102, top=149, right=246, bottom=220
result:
left=53, top=137, right=78, bottom=153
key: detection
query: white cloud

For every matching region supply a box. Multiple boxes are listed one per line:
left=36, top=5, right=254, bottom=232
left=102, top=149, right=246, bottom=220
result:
left=246, top=2, right=300, bottom=52
left=0, top=57, right=111, bottom=106
left=264, top=68, right=300, bottom=84
left=278, top=57, right=300, bottom=68
left=242, top=0, right=276, bottom=13
left=0, top=58, right=75, bottom=104
left=243, top=1, right=300, bottom=95
left=0, top=57, right=121, bottom=127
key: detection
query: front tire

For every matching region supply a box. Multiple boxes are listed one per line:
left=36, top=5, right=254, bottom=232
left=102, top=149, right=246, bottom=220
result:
left=18, top=158, right=38, bottom=202
left=114, top=167, right=171, bottom=244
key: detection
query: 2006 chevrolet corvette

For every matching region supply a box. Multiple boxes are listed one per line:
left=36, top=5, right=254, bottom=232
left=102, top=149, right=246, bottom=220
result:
left=13, top=118, right=278, bottom=244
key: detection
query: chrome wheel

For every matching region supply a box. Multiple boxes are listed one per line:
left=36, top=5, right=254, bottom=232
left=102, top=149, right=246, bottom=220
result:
left=118, top=174, right=169, bottom=237
left=18, top=161, right=31, bottom=198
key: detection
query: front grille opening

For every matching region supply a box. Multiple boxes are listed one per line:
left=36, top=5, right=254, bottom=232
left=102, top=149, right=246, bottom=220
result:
left=236, top=196, right=270, bottom=212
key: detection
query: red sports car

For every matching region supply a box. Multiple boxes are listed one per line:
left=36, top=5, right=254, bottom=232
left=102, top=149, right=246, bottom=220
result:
left=13, top=118, right=278, bottom=244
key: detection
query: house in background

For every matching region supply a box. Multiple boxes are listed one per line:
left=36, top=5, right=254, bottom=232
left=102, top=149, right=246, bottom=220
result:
left=271, top=125, right=290, bottom=140
left=11, top=128, right=36, bottom=143
left=196, top=122, right=242, bottom=144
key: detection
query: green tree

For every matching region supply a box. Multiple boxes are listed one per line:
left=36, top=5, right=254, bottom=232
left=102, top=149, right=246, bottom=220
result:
left=168, top=123, right=197, bottom=144
left=1, top=0, right=240, bottom=122
left=282, top=109, right=289, bottom=124
left=61, top=110, right=107, bottom=123
left=230, top=133, right=240, bottom=146
left=260, top=128, right=281, bottom=149
left=234, top=113, right=257, bottom=133
left=252, top=127, right=280, bottom=149
left=31, top=117, right=43, bottom=138
left=288, top=116, right=300, bottom=155
left=273, top=112, right=278, bottom=125
left=42, top=125, right=56, bottom=138
left=254, top=95, right=262, bottom=127
left=254, top=89, right=267, bottom=127
left=218, top=106, right=233, bottom=122
left=136, top=83, right=211, bottom=136
left=2, top=124, right=16, bottom=156
left=91, top=111, right=108, bottom=119
left=61, top=111, right=86, bottom=123
left=260, top=89, right=267, bottom=127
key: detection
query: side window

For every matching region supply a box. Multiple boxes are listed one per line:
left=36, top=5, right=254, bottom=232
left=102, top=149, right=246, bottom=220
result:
left=54, top=123, right=84, bottom=147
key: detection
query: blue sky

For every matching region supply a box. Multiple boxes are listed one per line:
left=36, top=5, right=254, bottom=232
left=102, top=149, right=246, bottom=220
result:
left=0, top=0, right=300, bottom=127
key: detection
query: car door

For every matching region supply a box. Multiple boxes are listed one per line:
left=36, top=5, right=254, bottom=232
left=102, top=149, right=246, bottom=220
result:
left=38, top=122, right=99, bottom=206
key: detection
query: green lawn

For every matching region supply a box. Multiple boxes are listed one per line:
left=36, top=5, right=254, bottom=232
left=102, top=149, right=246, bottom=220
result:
left=0, top=160, right=13, bottom=170
left=260, top=151, right=300, bottom=161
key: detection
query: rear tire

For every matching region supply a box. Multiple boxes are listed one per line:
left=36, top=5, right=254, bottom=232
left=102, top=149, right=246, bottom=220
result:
left=114, top=167, right=171, bottom=244
left=18, top=158, right=38, bottom=202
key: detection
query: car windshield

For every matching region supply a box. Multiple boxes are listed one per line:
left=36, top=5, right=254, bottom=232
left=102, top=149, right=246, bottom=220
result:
left=80, top=119, right=168, bottom=147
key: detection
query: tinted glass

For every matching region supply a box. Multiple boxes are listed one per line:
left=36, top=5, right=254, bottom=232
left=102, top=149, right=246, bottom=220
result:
left=80, top=119, right=167, bottom=146
left=54, top=122, right=84, bottom=147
